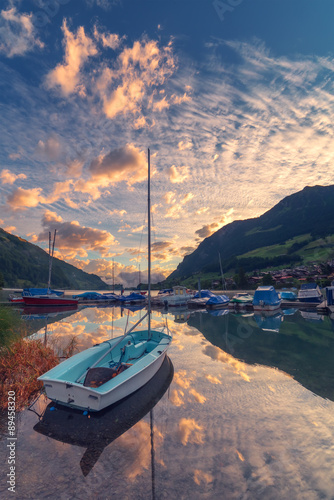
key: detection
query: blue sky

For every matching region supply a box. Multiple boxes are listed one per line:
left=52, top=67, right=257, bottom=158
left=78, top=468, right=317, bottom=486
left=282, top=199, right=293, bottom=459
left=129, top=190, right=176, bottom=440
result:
left=1, top=0, right=334, bottom=287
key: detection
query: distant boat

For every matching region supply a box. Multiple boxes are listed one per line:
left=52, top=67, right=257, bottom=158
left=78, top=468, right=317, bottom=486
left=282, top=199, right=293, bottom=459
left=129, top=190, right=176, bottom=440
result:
left=206, top=294, right=230, bottom=309
left=229, top=292, right=253, bottom=307
left=158, top=288, right=173, bottom=295
left=325, top=286, right=334, bottom=313
left=8, top=292, right=24, bottom=303
left=116, top=292, right=147, bottom=304
left=23, top=231, right=78, bottom=307
left=280, top=290, right=297, bottom=301
left=297, top=283, right=322, bottom=303
left=38, top=148, right=172, bottom=411
left=72, top=292, right=117, bottom=303
left=189, top=289, right=215, bottom=308
left=159, top=286, right=194, bottom=307
left=252, top=286, right=281, bottom=311
left=23, top=294, right=79, bottom=307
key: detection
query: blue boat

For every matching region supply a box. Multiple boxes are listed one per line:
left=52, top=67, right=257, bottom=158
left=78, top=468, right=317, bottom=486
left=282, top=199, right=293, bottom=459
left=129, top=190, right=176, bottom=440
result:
left=280, top=290, right=297, bottom=301
left=192, top=290, right=215, bottom=299
left=326, top=286, right=334, bottom=313
left=297, top=283, right=322, bottom=303
left=252, top=286, right=281, bottom=311
left=116, top=292, right=146, bottom=304
left=206, top=294, right=230, bottom=309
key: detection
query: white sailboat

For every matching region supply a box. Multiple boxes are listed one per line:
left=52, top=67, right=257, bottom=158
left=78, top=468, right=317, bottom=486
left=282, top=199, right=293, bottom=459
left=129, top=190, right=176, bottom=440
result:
left=38, top=149, right=172, bottom=412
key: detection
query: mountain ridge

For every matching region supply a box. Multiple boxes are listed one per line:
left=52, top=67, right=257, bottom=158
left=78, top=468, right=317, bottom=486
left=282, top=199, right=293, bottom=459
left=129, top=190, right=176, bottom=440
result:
left=0, top=228, right=107, bottom=289
left=168, top=184, right=334, bottom=281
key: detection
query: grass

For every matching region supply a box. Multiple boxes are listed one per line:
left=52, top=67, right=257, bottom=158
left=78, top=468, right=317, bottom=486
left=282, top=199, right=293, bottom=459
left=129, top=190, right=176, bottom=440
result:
left=0, top=338, right=59, bottom=411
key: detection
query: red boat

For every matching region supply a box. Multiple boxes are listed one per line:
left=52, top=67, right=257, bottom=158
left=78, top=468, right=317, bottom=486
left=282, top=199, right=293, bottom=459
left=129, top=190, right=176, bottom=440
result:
left=23, top=296, right=79, bottom=307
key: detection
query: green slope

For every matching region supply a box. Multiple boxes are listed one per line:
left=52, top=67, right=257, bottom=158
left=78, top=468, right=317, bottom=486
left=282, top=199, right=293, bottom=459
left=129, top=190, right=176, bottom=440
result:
left=168, top=185, right=334, bottom=280
left=0, top=229, right=107, bottom=290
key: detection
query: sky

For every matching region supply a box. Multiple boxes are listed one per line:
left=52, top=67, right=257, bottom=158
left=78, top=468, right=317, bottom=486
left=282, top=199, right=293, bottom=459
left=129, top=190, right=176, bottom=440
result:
left=1, top=0, right=334, bottom=287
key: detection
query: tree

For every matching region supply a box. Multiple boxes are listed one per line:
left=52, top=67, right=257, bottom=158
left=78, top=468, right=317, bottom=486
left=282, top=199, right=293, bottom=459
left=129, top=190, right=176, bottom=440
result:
left=0, top=270, right=4, bottom=288
left=262, top=273, right=274, bottom=286
left=234, top=267, right=248, bottom=288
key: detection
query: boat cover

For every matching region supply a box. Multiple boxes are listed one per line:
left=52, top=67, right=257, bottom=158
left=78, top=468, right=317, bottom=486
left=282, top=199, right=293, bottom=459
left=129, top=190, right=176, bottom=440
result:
left=117, top=292, right=146, bottom=302
left=326, top=287, right=334, bottom=306
left=253, top=286, right=280, bottom=306
left=72, top=292, right=103, bottom=300
left=193, top=290, right=216, bottom=299
left=206, top=294, right=230, bottom=305
left=22, top=288, right=64, bottom=297
left=300, top=283, right=319, bottom=290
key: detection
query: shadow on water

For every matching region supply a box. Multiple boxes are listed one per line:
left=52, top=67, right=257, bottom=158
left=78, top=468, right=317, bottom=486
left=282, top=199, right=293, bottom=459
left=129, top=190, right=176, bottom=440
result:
left=33, top=356, right=174, bottom=477
left=188, top=310, right=334, bottom=402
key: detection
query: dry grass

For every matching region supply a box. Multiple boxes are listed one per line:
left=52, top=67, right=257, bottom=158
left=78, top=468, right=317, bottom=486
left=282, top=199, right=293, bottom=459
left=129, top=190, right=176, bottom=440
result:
left=0, top=338, right=59, bottom=411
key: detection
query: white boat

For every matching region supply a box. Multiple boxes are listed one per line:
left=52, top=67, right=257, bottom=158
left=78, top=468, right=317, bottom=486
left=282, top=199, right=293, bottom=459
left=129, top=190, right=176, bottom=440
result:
left=38, top=149, right=172, bottom=412
left=159, top=286, right=194, bottom=307
left=297, top=283, right=322, bottom=303
left=229, top=292, right=253, bottom=307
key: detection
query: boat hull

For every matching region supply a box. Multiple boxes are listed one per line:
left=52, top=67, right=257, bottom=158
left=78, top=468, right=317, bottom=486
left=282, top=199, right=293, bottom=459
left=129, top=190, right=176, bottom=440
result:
left=298, top=296, right=322, bottom=303
left=23, top=296, right=78, bottom=307
left=253, top=302, right=281, bottom=311
left=38, top=330, right=172, bottom=411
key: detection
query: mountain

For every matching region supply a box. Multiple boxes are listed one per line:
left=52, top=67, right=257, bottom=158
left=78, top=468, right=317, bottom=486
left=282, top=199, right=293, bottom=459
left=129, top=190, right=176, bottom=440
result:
left=168, top=185, right=334, bottom=281
left=0, top=229, right=107, bottom=290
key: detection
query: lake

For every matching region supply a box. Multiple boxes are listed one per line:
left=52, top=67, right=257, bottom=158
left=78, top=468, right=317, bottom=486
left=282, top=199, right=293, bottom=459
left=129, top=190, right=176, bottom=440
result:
left=1, top=304, right=334, bottom=499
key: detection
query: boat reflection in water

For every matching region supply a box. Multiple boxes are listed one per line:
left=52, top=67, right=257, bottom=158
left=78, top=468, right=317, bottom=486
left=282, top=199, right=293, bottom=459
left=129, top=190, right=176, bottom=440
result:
left=253, top=310, right=284, bottom=333
left=188, top=309, right=334, bottom=402
left=34, top=356, right=173, bottom=477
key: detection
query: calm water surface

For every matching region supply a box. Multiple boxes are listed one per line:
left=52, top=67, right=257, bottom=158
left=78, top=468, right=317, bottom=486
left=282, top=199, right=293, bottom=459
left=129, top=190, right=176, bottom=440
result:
left=1, top=304, right=334, bottom=499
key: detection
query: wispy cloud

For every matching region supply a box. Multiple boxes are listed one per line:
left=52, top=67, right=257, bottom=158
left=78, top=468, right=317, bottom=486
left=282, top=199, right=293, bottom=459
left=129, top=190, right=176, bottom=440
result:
left=0, top=5, right=44, bottom=58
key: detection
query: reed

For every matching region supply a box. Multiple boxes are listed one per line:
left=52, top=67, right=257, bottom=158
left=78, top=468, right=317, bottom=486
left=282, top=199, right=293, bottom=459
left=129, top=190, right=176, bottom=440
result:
left=0, top=307, right=78, bottom=411
left=0, top=338, right=59, bottom=411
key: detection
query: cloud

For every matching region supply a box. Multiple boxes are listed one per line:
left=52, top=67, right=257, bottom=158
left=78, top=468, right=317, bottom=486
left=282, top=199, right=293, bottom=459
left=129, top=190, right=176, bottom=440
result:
left=203, top=345, right=250, bottom=382
left=162, top=191, right=176, bottom=205
left=168, top=165, right=190, bottom=183
left=46, top=19, right=98, bottom=96
left=178, top=141, right=192, bottom=151
left=37, top=210, right=118, bottom=257
left=93, top=26, right=123, bottom=50
left=36, top=136, right=62, bottom=161
left=195, top=221, right=220, bottom=239
left=109, top=209, right=127, bottom=216
left=0, top=169, right=26, bottom=185
left=7, top=187, right=45, bottom=209
left=97, top=38, right=176, bottom=120
left=177, top=418, right=204, bottom=446
left=73, top=144, right=148, bottom=199
left=0, top=6, right=44, bottom=58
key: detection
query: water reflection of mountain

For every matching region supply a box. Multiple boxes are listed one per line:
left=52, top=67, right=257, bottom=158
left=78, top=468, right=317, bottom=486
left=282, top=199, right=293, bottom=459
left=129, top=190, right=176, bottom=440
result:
left=188, top=311, right=334, bottom=402
left=33, top=356, right=173, bottom=476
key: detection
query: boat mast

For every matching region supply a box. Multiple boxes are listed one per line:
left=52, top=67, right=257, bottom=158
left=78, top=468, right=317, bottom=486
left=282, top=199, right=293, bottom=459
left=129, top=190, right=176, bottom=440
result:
left=148, top=148, right=151, bottom=335
left=218, top=251, right=226, bottom=290
left=112, top=257, right=115, bottom=293
left=48, top=230, right=56, bottom=292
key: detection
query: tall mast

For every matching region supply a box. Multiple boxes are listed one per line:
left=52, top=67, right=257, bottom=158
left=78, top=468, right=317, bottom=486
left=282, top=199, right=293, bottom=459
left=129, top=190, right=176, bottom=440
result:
left=148, top=148, right=151, bottom=335
left=112, top=257, right=115, bottom=293
left=48, top=230, right=56, bottom=292
left=218, top=251, right=226, bottom=290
